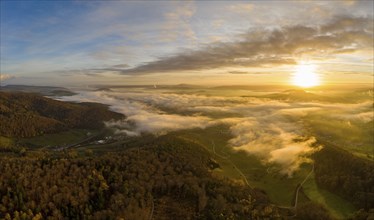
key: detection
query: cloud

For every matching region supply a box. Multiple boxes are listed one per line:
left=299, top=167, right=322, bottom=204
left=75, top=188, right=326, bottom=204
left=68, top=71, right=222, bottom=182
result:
left=268, top=138, right=320, bottom=175
left=3, top=1, right=373, bottom=79
left=227, top=71, right=273, bottom=75
left=332, top=110, right=373, bottom=123
left=342, top=0, right=357, bottom=6
left=110, top=114, right=211, bottom=136
left=161, top=1, right=196, bottom=42
left=119, top=15, right=372, bottom=75
left=228, top=71, right=250, bottom=74
left=59, top=91, right=214, bottom=136
left=0, top=74, right=15, bottom=81
left=278, top=107, right=322, bottom=117
left=345, top=111, right=373, bottom=123
left=57, top=88, right=372, bottom=175
left=221, top=102, right=323, bottom=176
left=111, top=64, right=129, bottom=68
left=229, top=3, right=254, bottom=13
left=227, top=118, right=320, bottom=176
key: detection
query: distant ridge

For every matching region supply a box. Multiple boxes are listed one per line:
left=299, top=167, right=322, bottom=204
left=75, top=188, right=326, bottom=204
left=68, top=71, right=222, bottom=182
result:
left=261, top=89, right=331, bottom=102
left=0, top=85, right=76, bottom=96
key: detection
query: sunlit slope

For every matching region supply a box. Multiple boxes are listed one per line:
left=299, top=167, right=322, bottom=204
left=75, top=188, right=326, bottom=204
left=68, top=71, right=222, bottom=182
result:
left=302, top=173, right=356, bottom=219
left=172, top=125, right=311, bottom=205
left=172, top=125, right=360, bottom=219
left=262, top=89, right=374, bottom=159
left=306, top=113, right=373, bottom=159
left=262, top=89, right=334, bottom=102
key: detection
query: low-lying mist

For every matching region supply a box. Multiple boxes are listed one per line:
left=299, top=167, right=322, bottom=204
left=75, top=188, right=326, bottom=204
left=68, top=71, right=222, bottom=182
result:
left=58, top=86, right=373, bottom=176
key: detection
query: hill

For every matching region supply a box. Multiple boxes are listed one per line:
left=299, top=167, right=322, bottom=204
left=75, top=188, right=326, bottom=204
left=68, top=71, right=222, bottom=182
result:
left=313, top=142, right=374, bottom=210
left=0, top=85, right=76, bottom=96
left=262, top=89, right=333, bottom=102
left=0, top=92, right=123, bottom=138
left=0, top=134, right=299, bottom=219
left=0, top=91, right=334, bottom=219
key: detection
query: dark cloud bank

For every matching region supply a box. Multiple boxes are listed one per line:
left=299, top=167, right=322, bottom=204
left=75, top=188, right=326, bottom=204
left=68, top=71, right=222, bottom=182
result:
left=115, top=16, right=372, bottom=74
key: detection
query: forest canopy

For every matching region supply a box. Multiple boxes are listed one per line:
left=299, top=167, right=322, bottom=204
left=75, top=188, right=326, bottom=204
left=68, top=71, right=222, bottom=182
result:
left=0, top=92, right=123, bottom=138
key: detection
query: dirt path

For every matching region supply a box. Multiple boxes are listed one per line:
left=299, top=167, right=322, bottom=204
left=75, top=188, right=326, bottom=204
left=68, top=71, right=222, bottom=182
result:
left=179, top=136, right=315, bottom=216
left=210, top=139, right=316, bottom=215
left=294, top=163, right=315, bottom=209
left=148, top=199, right=154, bottom=220
left=211, top=140, right=251, bottom=187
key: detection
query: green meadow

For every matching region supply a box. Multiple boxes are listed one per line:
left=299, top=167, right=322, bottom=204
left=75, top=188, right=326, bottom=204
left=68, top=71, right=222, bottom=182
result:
left=18, top=129, right=98, bottom=148
left=303, top=173, right=357, bottom=219
left=173, top=124, right=357, bottom=218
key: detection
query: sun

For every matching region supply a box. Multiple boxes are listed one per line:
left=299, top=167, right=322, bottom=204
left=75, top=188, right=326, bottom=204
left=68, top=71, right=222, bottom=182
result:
left=292, top=63, right=320, bottom=88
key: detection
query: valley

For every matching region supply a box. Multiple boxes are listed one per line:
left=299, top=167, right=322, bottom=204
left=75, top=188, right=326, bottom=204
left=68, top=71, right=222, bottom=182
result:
left=2, top=2, right=373, bottom=219
left=1, top=85, right=372, bottom=219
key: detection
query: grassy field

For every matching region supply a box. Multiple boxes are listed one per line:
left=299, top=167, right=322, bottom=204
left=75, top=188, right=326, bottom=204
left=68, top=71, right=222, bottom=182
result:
left=173, top=124, right=357, bottom=218
left=4, top=119, right=358, bottom=218
left=173, top=125, right=313, bottom=206
left=231, top=151, right=312, bottom=206
left=19, top=129, right=99, bottom=148
left=0, top=136, right=14, bottom=147
left=305, top=113, right=374, bottom=160
left=302, top=173, right=357, bottom=219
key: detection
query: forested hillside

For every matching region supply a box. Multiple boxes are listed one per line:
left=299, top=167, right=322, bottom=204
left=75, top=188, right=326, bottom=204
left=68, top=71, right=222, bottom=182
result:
left=0, top=85, right=76, bottom=96
left=0, top=92, right=123, bottom=138
left=0, top=91, right=365, bottom=219
left=313, top=144, right=374, bottom=210
left=0, top=135, right=292, bottom=219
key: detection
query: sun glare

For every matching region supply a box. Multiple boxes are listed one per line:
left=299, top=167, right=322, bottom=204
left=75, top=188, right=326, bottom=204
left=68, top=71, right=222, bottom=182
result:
left=292, top=63, right=320, bottom=88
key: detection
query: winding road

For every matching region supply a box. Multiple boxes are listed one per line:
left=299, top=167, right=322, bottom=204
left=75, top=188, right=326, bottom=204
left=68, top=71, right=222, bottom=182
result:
left=148, top=199, right=154, bottom=220
left=211, top=140, right=251, bottom=187
left=210, top=139, right=315, bottom=213
left=179, top=136, right=315, bottom=216
left=293, top=163, right=315, bottom=209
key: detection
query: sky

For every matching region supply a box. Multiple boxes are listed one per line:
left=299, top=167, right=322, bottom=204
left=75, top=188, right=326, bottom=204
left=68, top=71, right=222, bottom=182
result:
left=1, top=0, right=373, bottom=86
